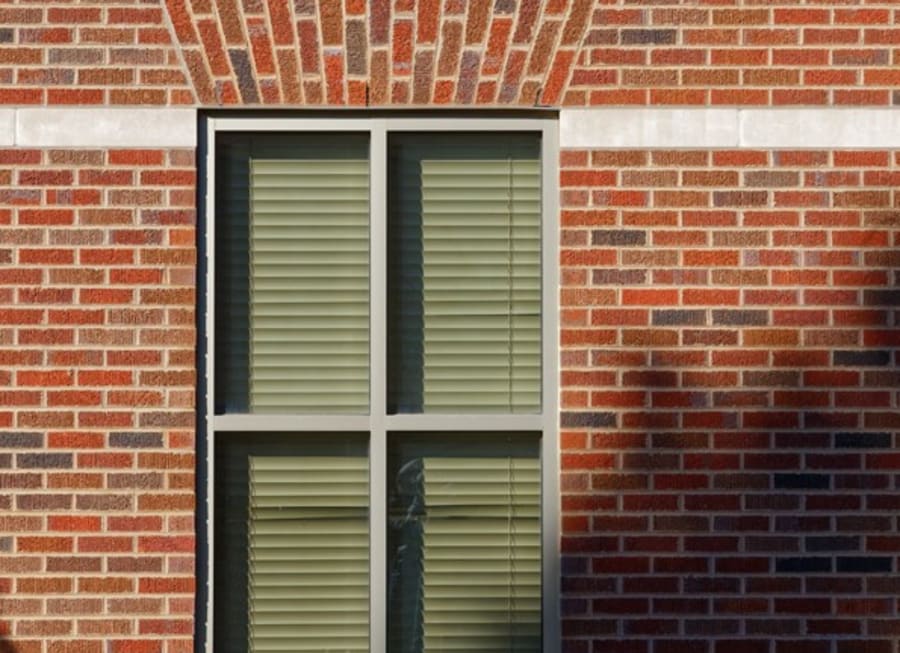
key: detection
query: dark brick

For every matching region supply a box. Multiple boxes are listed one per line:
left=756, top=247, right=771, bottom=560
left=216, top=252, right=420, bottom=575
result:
left=833, top=350, right=890, bottom=366
left=0, top=454, right=10, bottom=468
left=835, top=474, right=888, bottom=490
left=774, top=473, right=830, bottom=490
left=0, top=432, right=42, bottom=448
left=109, top=432, right=163, bottom=449
left=863, top=289, right=900, bottom=306
left=621, top=29, right=676, bottom=45
left=592, top=230, right=646, bottom=246
left=775, top=557, right=832, bottom=573
left=75, top=495, right=133, bottom=511
left=47, top=556, right=102, bottom=572
left=835, top=432, right=891, bottom=448
left=107, top=556, right=164, bottom=573
left=746, top=619, right=802, bottom=636
left=868, top=577, right=900, bottom=593
left=713, top=191, right=768, bottom=207
left=107, top=472, right=163, bottom=489
left=17, top=453, right=72, bottom=469
left=455, top=49, right=479, bottom=104
left=229, top=49, right=259, bottom=104
left=592, top=269, right=646, bottom=285
left=744, top=171, right=799, bottom=187
left=837, top=642, right=894, bottom=653
left=804, top=536, right=860, bottom=553
left=494, top=0, right=515, bottom=13
left=345, top=20, right=366, bottom=75
left=652, top=310, right=706, bottom=326
left=0, top=29, right=13, bottom=43
left=836, top=557, right=892, bottom=573
left=838, top=516, right=891, bottom=532
left=775, top=516, right=829, bottom=532
left=0, top=537, right=11, bottom=552
left=775, top=642, right=828, bottom=653
left=294, top=0, right=315, bottom=15
left=743, top=371, right=800, bottom=387
left=712, top=310, right=768, bottom=326
left=561, top=412, right=616, bottom=428
left=584, top=29, right=617, bottom=46
left=17, top=494, right=72, bottom=510
left=0, top=472, right=41, bottom=489
left=683, top=577, right=739, bottom=593
left=864, top=371, right=900, bottom=386
left=806, top=577, right=861, bottom=594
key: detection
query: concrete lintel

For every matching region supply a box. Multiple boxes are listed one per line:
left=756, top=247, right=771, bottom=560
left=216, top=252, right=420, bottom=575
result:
left=15, top=108, right=197, bottom=147
left=0, top=110, right=13, bottom=147
left=561, top=107, right=900, bottom=149
left=739, top=108, right=900, bottom=148
left=560, top=108, right=739, bottom=149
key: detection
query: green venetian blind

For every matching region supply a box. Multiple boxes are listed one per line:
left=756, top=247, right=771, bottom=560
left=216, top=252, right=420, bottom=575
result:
left=214, top=433, right=369, bottom=653
left=388, top=436, right=541, bottom=653
left=215, top=133, right=370, bottom=414
left=247, top=455, right=369, bottom=652
left=388, top=134, right=542, bottom=414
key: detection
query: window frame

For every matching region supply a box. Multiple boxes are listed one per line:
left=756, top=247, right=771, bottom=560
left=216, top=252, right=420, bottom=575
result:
left=203, top=115, right=560, bottom=653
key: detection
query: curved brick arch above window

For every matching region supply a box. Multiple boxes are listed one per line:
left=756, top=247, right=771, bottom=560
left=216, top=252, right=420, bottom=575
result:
left=164, top=0, right=594, bottom=107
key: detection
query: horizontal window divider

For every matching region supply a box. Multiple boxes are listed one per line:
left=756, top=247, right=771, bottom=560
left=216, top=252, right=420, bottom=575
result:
left=213, top=413, right=545, bottom=432
left=212, top=414, right=373, bottom=432
left=384, top=414, right=544, bottom=432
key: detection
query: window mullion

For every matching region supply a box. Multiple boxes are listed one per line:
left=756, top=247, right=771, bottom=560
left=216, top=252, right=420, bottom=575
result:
left=541, top=120, right=561, bottom=653
left=369, top=119, right=388, bottom=653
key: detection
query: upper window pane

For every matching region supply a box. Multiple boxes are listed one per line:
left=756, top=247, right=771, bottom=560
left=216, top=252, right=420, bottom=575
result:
left=387, top=133, right=542, bottom=414
left=215, top=133, right=370, bottom=415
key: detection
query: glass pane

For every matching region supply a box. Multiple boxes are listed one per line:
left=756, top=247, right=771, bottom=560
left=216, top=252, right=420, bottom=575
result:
left=387, top=133, right=542, bottom=414
left=215, top=432, right=369, bottom=653
left=215, top=132, right=370, bottom=415
left=387, top=433, right=541, bottom=653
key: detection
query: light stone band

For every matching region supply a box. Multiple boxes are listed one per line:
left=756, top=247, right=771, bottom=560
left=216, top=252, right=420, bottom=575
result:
left=560, top=108, right=900, bottom=149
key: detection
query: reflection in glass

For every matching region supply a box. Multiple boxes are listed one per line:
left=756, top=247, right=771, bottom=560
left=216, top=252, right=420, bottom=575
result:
left=387, top=434, right=541, bottom=652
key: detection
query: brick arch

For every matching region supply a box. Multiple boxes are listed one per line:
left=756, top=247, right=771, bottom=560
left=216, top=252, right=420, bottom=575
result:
left=164, top=0, right=593, bottom=107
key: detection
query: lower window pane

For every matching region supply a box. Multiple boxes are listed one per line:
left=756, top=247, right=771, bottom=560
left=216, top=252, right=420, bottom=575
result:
left=387, top=433, right=541, bottom=653
left=215, top=433, right=369, bottom=653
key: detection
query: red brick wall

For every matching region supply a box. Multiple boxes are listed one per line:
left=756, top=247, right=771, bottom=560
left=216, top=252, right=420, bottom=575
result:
left=559, top=148, right=900, bottom=653
left=0, top=148, right=196, bottom=653
left=162, top=0, right=593, bottom=106
left=569, top=4, right=900, bottom=106
left=0, top=1, right=898, bottom=653
left=0, top=4, right=194, bottom=105
left=4, top=1, right=898, bottom=108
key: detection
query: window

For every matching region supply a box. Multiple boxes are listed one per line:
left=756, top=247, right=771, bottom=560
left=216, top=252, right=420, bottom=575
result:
left=204, top=117, right=558, bottom=653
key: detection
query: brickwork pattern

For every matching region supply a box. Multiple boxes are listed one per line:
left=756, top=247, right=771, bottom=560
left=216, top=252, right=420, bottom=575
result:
left=163, top=0, right=592, bottom=106
left=2, top=0, right=899, bottom=108
left=0, top=1, right=195, bottom=106
left=559, top=148, right=900, bottom=653
left=0, top=148, right=197, bottom=653
left=569, top=2, right=900, bottom=106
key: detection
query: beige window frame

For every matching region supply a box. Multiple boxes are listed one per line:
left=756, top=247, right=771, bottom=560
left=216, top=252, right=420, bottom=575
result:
left=203, top=114, right=560, bottom=653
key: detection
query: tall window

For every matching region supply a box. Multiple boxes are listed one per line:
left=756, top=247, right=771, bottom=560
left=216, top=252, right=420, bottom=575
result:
left=206, top=117, right=558, bottom=653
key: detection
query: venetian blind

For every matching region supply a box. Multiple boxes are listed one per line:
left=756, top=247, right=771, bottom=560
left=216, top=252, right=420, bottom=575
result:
left=247, top=455, right=369, bottom=653
left=417, top=456, right=541, bottom=652
left=388, top=134, right=542, bottom=414
left=215, top=133, right=370, bottom=414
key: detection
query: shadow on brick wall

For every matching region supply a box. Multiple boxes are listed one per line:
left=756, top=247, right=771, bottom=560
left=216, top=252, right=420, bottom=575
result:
left=0, top=637, right=16, bottom=653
